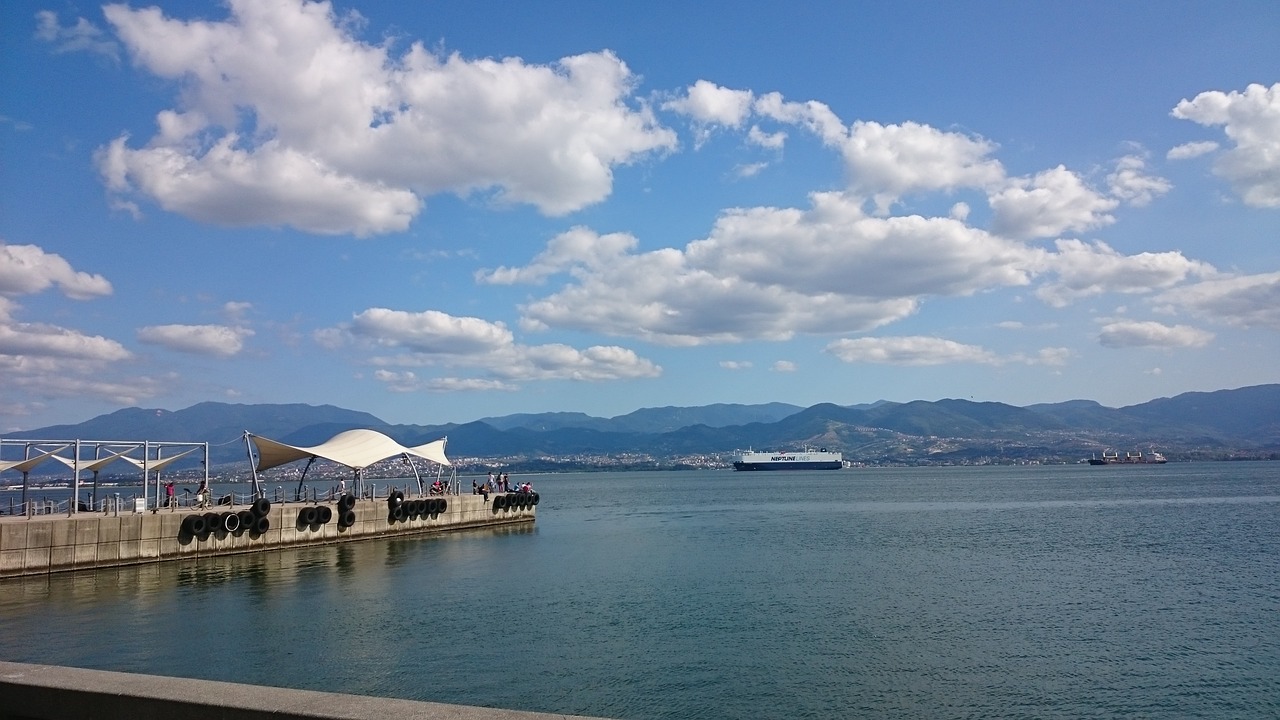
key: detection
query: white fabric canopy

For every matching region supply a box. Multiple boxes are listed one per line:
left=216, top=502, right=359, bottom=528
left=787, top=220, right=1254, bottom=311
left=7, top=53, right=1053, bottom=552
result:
left=48, top=450, right=137, bottom=474
left=118, top=447, right=199, bottom=473
left=0, top=446, right=69, bottom=474
left=250, top=429, right=450, bottom=472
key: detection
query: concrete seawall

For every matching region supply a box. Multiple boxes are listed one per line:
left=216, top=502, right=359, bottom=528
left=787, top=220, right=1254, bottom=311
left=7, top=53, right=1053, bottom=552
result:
left=0, top=661, right=606, bottom=720
left=0, top=493, right=534, bottom=578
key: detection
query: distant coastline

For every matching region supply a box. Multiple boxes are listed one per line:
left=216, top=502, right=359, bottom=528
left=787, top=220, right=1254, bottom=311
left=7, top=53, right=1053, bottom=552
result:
left=5, top=384, right=1278, bottom=476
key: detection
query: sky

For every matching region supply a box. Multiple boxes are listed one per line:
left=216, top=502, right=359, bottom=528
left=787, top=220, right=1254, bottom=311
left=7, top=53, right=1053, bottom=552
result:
left=1, top=0, right=1278, bottom=432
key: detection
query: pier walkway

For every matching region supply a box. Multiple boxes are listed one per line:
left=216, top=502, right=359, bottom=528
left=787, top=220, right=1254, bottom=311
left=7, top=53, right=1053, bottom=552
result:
left=0, top=661, right=606, bottom=720
left=0, top=491, right=536, bottom=578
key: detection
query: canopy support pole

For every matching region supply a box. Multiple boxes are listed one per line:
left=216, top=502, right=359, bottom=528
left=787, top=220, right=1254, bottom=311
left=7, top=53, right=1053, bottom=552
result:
left=403, top=453, right=423, bottom=495
left=244, top=432, right=262, bottom=499
left=295, top=456, right=316, bottom=501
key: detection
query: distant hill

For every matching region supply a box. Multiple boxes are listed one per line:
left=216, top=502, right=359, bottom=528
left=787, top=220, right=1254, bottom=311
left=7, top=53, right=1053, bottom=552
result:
left=7, top=385, right=1279, bottom=471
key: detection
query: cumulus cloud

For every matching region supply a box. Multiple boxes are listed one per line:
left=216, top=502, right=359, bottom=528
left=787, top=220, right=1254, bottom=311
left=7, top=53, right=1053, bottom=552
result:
left=34, top=11, right=119, bottom=60
left=1107, top=155, right=1171, bottom=206
left=348, top=308, right=513, bottom=355
left=1167, top=141, right=1218, bottom=160
left=746, top=126, right=787, bottom=150
left=0, top=242, right=112, bottom=299
left=1172, top=82, right=1280, bottom=207
left=771, top=360, right=797, bottom=372
left=323, top=307, right=661, bottom=392
left=1035, top=239, right=1213, bottom=307
left=663, top=80, right=755, bottom=128
left=1, top=364, right=170, bottom=406
left=222, top=301, right=252, bottom=322
left=677, top=85, right=1151, bottom=243
left=0, top=246, right=135, bottom=404
left=136, top=324, right=254, bottom=357
left=840, top=121, right=1005, bottom=214
left=825, top=336, right=1000, bottom=365
left=990, top=166, right=1118, bottom=240
left=825, top=335, right=1068, bottom=367
left=485, top=184, right=1223, bottom=346
left=720, top=360, right=752, bottom=370
left=1153, top=271, right=1280, bottom=331
left=484, top=194, right=1043, bottom=345
left=1097, top=320, right=1214, bottom=349
left=96, top=0, right=676, bottom=235
left=0, top=317, right=131, bottom=362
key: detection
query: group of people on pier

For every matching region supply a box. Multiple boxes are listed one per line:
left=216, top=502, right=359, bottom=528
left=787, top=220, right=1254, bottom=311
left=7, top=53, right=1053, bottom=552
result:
left=472, top=471, right=532, bottom=500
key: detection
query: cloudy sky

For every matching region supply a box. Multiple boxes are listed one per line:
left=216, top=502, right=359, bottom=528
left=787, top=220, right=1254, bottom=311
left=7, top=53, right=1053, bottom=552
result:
left=2, top=0, right=1278, bottom=431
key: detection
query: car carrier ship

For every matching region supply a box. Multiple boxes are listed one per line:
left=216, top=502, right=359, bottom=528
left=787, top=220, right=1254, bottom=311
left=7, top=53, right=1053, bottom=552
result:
left=732, top=447, right=843, bottom=471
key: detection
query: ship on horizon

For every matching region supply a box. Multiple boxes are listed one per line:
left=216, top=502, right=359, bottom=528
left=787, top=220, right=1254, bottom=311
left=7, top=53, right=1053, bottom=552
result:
left=1088, top=450, right=1167, bottom=465
left=733, top=447, right=843, bottom=471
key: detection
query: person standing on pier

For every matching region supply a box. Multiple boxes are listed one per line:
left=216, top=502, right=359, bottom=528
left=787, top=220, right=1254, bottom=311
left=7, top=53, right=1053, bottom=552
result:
left=164, top=481, right=175, bottom=509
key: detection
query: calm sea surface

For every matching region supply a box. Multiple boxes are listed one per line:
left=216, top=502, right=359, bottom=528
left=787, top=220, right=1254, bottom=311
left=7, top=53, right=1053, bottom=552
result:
left=2, top=463, right=1278, bottom=719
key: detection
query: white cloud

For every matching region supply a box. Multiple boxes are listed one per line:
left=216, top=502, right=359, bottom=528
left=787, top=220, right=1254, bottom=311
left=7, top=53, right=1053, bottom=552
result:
left=1097, top=320, right=1213, bottom=349
left=222, top=301, right=252, bottom=322
left=493, top=187, right=1224, bottom=345
left=1166, top=141, right=1218, bottom=160
left=990, top=165, right=1118, bottom=240
left=499, top=194, right=1041, bottom=345
left=478, top=227, right=639, bottom=286
left=2, top=366, right=171, bottom=406
left=825, top=336, right=1068, bottom=367
left=96, top=136, right=422, bottom=237
left=325, top=307, right=662, bottom=391
left=1153, top=271, right=1280, bottom=331
left=1036, top=239, right=1213, bottom=307
left=753, top=92, right=847, bottom=145
left=0, top=245, right=136, bottom=408
left=1107, top=155, right=1171, bottom=206
left=0, top=319, right=131, bottom=362
left=136, top=324, right=253, bottom=357
left=841, top=121, right=1005, bottom=214
left=771, top=360, right=797, bottom=372
left=746, top=126, right=787, bottom=150
left=720, top=360, right=752, bottom=370
left=97, top=0, right=676, bottom=235
left=663, top=80, right=755, bottom=128
left=423, top=377, right=519, bottom=393
left=1172, top=82, right=1280, bottom=207
left=348, top=308, right=514, bottom=354
left=825, top=336, right=1000, bottom=366
left=34, top=11, right=119, bottom=60
left=1028, top=347, right=1071, bottom=366
left=0, top=242, right=113, bottom=299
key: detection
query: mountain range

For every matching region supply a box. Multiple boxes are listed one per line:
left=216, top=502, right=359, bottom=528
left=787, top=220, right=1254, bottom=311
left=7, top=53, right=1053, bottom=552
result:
left=6, top=385, right=1279, bottom=472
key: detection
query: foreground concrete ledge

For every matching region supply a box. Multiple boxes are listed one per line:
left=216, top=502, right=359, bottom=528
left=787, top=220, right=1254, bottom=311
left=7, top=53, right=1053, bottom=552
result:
left=0, top=661, right=609, bottom=720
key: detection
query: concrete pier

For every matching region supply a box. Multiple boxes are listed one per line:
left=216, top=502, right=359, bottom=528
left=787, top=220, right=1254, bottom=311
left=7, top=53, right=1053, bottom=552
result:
left=0, top=493, right=535, bottom=578
left=0, top=661, right=606, bottom=720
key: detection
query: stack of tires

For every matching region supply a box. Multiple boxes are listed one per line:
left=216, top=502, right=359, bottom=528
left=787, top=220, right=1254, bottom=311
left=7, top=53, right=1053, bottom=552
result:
left=179, top=497, right=271, bottom=540
left=387, top=490, right=406, bottom=523
left=337, top=493, right=356, bottom=528
left=387, top=492, right=448, bottom=523
left=492, top=491, right=539, bottom=513
left=296, top=504, right=334, bottom=530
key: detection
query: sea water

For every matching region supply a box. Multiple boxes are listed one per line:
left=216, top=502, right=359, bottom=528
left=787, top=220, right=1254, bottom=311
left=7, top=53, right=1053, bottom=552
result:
left=1, top=463, right=1277, bottom=719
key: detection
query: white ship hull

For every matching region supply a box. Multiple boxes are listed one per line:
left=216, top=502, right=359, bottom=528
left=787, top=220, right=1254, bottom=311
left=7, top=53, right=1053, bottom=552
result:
left=733, top=449, right=843, bottom=471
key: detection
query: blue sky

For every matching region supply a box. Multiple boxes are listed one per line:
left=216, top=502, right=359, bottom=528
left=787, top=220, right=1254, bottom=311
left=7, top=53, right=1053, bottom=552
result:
left=2, top=0, right=1278, bottom=431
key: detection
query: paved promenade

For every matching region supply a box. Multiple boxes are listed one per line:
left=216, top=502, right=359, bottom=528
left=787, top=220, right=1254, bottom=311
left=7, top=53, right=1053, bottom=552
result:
left=0, top=661, right=609, bottom=720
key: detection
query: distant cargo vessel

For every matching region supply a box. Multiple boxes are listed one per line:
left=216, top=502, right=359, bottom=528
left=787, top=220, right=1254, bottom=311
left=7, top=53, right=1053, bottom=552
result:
left=1088, top=450, right=1167, bottom=465
left=733, top=447, right=843, bottom=471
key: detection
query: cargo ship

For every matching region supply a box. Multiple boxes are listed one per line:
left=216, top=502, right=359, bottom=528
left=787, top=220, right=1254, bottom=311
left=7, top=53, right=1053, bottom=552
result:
left=732, top=447, right=843, bottom=471
left=1088, top=450, right=1167, bottom=465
